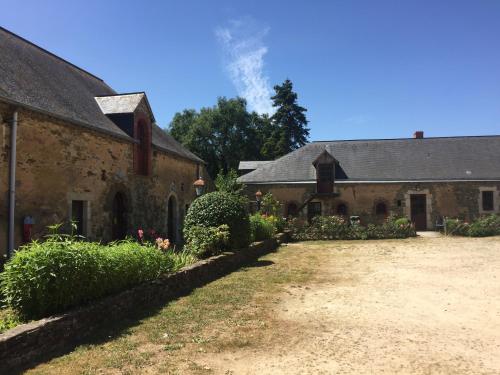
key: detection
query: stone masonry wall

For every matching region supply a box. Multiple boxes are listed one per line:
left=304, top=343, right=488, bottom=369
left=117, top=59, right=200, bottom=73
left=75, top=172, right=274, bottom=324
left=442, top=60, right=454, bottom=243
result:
left=0, top=103, right=208, bottom=255
left=244, top=181, right=500, bottom=228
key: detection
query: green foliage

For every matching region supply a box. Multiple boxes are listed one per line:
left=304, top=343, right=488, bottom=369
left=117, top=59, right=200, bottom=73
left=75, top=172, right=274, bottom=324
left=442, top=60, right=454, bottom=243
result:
left=215, top=169, right=244, bottom=195
left=266, top=79, right=310, bottom=158
left=446, top=214, right=500, bottom=237
left=168, top=82, right=309, bottom=178
left=286, top=215, right=416, bottom=241
left=0, top=309, right=20, bottom=333
left=184, top=225, right=230, bottom=258
left=261, top=192, right=282, bottom=217
left=184, top=192, right=251, bottom=249
left=0, top=236, right=185, bottom=319
left=250, top=214, right=275, bottom=242
left=394, top=217, right=411, bottom=226
left=168, top=97, right=272, bottom=178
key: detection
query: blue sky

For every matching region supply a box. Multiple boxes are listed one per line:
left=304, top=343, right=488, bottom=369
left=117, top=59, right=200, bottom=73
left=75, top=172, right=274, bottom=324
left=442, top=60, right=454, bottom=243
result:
left=2, top=0, right=500, bottom=140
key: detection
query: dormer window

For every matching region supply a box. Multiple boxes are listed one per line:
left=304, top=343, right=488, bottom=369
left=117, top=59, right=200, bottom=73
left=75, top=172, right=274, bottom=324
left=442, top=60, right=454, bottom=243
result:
left=313, top=150, right=336, bottom=194
left=135, top=119, right=151, bottom=176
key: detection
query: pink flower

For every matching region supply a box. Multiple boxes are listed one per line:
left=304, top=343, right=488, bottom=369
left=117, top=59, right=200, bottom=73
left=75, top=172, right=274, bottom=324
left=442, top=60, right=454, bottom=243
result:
left=138, top=229, right=144, bottom=239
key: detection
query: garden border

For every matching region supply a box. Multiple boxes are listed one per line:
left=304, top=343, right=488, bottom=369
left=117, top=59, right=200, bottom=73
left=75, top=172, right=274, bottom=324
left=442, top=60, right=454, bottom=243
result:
left=0, top=233, right=289, bottom=373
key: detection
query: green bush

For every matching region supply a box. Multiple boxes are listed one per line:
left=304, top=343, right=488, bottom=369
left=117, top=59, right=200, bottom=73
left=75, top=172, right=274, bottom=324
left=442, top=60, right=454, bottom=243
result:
left=250, top=214, right=275, bottom=242
left=0, top=238, right=175, bottom=319
left=446, top=214, right=500, bottom=237
left=184, top=192, right=251, bottom=249
left=444, top=218, right=470, bottom=236
left=286, top=215, right=415, bottom=241
left=184, top=225, right=230, bottom=258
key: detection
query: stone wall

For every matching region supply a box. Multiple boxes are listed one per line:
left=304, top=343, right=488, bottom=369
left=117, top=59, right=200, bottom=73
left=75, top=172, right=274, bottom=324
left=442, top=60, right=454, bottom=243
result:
left=0, top=103, right=210, bottom=254
left=244, top=181, right=500, bottom=228
left=0, top=234, right=288, bottom=373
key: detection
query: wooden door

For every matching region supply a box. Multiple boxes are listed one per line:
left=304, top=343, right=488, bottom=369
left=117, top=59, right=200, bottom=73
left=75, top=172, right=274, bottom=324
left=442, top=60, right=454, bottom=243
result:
left=410, top=194, right=427, bottom=231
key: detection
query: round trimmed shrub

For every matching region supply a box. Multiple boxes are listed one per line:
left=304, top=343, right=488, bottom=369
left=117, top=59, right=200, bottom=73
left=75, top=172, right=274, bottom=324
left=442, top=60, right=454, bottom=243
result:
left=184, top=192, right=251, bottom=249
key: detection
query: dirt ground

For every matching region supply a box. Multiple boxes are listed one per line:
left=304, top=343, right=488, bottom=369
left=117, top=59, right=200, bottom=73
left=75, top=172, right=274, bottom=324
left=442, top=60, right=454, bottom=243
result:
left=27, top=236, right=500, bottom=374
left=199, top=236, right=500, bottom=375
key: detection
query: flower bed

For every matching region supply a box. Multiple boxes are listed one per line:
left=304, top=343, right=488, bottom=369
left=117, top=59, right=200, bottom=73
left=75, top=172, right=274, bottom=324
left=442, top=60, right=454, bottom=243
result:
left=286, top=215, right=416, bottom=241
left=445, top=214, right=500, bottom=237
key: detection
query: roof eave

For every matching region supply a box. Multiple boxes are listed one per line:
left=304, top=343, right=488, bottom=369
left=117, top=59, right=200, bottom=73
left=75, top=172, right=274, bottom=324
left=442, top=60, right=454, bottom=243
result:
left=0, top=95, right=134, bottom=144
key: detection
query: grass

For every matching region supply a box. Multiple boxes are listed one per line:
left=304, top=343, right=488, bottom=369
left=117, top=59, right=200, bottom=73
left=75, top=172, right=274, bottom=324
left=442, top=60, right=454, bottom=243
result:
left=25, top=244, right=322, bottom=374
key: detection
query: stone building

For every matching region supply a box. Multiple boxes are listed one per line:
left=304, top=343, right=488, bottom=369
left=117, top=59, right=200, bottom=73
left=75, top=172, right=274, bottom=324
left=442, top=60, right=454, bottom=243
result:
left=0, top=27, right=210, bottom=255
left=238, top=132, right=500, bottom=230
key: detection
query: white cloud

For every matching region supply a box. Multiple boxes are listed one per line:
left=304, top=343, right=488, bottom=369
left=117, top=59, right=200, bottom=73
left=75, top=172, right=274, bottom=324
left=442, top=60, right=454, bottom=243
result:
left=215, top=18, right=274, bottom=115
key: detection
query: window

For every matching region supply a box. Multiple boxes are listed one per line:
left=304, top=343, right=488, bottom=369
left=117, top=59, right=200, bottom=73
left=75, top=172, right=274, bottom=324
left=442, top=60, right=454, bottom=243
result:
left=316, top=163, right=334, bottom=194
left=135, top=120, right=150, bottom=175
left=375, top=202, right=388, bottom=216
left=336, top=203, right=348, bottom=216
left=318, top=164, right=333, bottom=182
left=307, top=202, right=322, bottom=221
left=71, top=200, right=86, bottom=236
left=286, top=202, right=298, bottom=217
left=482, top=191, right=494, bottom=211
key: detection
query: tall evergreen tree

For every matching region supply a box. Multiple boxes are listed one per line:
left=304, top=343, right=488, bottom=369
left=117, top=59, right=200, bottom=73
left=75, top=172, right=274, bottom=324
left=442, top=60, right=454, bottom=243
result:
left=269, top=79, right=310, bottom=157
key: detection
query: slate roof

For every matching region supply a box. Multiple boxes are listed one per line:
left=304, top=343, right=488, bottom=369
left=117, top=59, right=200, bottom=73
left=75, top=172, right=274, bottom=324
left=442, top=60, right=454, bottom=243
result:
left=238, top=136, right=500, bottom=183
left=238, top=161, right=271, bottom=171
left=0, top=27, right=203, bottom=163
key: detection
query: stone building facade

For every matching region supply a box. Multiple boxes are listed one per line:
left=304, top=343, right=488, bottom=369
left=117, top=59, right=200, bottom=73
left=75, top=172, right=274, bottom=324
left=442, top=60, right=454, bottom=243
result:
left=239, top=135, right=500, bottom=230
left=0, top=27, right=210, bottom=255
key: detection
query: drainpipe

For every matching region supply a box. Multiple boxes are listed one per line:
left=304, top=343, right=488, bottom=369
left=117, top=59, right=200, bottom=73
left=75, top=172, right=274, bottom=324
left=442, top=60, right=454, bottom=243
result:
left=7, top=110, right=18, bottom=258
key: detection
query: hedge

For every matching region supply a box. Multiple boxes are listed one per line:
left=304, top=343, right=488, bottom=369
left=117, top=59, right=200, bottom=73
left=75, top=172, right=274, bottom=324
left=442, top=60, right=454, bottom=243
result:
left=184, top=191, right=251, bottom=249
left=0, top=239, right=179, bottom=319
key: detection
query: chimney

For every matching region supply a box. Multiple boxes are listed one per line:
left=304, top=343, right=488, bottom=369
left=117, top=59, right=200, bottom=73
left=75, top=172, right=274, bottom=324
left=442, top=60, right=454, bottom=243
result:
left=413, top=131, right=424, bottom=139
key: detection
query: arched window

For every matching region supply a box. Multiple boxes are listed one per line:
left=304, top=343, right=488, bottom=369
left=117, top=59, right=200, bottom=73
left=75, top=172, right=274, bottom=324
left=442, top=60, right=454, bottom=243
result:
left=336, top=203, right=348, bottom=216
left=286, top=202, right=298, bottom=217
left=135, top=120, right=150, bottom=175
left=375, top=202, right=388, bottom=216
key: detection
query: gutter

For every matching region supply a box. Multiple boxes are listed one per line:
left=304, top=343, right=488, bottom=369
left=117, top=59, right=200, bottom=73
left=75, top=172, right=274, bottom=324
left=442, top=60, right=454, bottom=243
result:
left=7, top=110, right=18, bottom=257
left=241, top=179, right=500, bottom=185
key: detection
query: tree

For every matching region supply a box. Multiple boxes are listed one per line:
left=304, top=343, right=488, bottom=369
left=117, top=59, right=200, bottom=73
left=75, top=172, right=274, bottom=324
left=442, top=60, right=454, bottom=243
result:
left=168, top=97, right=271, bottom=177
left=214, top=169, right=244, bottom=195
left=269, top=79, right=310, bottom=157
left=167, top=80, right=310, bottom=177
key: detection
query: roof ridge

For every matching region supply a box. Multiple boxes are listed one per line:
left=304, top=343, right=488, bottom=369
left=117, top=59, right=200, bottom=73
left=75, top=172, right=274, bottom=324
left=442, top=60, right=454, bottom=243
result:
left=94, top=92, right=146, bottom=98
left=312, top=135, right=500, bottom=143
left=0, top=26, right=105, bottom=83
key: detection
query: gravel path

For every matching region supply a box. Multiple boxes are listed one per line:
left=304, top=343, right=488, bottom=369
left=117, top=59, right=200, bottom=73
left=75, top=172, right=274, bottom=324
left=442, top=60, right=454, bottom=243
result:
left=203, top=237, right=500, bottom=374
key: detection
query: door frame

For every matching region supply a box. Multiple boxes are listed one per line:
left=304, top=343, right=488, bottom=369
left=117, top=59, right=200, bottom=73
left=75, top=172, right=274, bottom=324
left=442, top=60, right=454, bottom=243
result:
left=404, top=189, right=432, bottom=230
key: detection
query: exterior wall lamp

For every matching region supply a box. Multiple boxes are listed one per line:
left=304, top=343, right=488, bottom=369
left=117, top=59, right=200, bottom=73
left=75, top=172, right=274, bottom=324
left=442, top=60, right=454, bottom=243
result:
left=194, top=177, right=205, bottom=197
left=255, top=190, right=263, bottom=211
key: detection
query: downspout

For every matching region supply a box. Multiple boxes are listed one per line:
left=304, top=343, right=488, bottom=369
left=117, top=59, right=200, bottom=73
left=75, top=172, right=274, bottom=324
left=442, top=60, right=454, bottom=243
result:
left=7, top=110, right=18, bottom=258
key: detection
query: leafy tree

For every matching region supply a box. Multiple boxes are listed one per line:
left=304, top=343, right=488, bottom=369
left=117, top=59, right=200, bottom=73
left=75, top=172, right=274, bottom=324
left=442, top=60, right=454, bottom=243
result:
left=269, top=79, right=310, bottom=157
left=168, top=97, right=270, bottom=177
left=168, top=80, right=309, bottom=177
left=214, top=169, right=244, bottom=195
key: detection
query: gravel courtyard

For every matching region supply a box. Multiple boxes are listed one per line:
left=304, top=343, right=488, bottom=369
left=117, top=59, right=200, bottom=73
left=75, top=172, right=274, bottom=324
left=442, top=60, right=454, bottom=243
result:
left=28, top=236, right=500, bottom=374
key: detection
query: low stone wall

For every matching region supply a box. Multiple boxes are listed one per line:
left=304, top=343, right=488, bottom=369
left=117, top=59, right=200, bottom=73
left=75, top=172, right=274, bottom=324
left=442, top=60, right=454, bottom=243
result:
left=0, top=234, right=288, bottom=373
